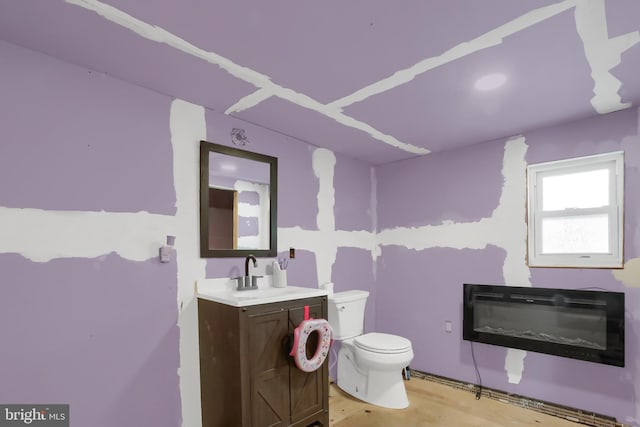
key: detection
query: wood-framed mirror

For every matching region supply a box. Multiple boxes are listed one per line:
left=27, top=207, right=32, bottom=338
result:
left=200, top=140, right=277, bottom=257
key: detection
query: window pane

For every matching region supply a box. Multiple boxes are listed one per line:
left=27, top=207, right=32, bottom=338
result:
left=542, top=169, right=609, bottom=211
left=542, top=214, right=609, bottom=254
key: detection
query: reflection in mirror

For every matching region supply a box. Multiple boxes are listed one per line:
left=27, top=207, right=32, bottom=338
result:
left=200, top=141, right=277, bottom=257
left=209, top=152, right=270, bottom=250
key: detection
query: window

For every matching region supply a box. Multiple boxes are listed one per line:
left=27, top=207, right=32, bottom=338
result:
left=527, top=151, right=624, bottom=268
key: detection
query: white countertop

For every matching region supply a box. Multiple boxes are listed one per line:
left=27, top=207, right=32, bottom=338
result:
left=197, top=277, right=329, bottom=307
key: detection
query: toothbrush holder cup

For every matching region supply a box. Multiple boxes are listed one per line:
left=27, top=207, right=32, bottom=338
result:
left=273, top=268, right=287, bottom=288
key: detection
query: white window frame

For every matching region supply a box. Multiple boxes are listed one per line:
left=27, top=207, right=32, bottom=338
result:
left=527, top=151, right=624, bottom=268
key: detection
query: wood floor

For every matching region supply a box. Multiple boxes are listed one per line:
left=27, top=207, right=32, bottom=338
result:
left=329, top=378, right=583, bottom=427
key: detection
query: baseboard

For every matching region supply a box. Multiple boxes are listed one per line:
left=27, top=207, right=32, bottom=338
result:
left=411, top=370, right=630, bottom=427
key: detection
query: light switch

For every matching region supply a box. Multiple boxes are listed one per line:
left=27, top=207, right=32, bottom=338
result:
left=445, top=320, right=453, bottom=333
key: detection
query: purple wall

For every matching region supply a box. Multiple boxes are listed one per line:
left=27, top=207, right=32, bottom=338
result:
left=0, top=40, right=174, bottom=215
left=376, top=140, right=504, bottom=228
left=0, top=254, right=181, bottom=427
left=334, top=154, right=375, bottom=232
left=0, top=40, right=181, bottom=427
left=4, top=32, right=639, bottom=427
left=375, top=108, right=640, bottom=425
left=1, top=40, right=375, bottom=426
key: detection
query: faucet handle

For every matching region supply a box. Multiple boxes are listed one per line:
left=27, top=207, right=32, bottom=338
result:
left=233, top=276, right=245, bottom=290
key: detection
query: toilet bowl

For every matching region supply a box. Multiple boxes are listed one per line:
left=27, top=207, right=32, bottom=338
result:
left=337, top=333, right=414, bottom=409
left=328, top=291, right=414, bottom=409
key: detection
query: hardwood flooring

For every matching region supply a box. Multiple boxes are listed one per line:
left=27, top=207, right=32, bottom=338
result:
left=329, top=379, right=583, bottom=427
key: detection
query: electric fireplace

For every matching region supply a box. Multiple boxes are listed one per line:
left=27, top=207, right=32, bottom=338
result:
left=463, top=284, right=625, bottom=367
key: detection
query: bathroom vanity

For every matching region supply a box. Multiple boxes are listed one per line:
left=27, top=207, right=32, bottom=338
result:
left=197, top=285, right=329, bottom=427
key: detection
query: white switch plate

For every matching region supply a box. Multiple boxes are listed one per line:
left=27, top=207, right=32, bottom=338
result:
left=445, top=320, right=453, bottom=333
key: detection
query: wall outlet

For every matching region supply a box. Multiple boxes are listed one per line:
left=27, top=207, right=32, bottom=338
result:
left=445, top=320, right=453, bottom=333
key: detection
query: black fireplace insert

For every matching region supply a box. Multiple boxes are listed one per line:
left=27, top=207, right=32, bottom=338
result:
left=463, top=284, right=625, bottom=367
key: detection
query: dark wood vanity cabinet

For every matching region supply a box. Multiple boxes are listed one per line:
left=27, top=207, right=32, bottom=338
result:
left=198, top=296, right=329, bottom=427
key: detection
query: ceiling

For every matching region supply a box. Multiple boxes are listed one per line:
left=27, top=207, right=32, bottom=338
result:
left=1, top=0, right=639, bottom=165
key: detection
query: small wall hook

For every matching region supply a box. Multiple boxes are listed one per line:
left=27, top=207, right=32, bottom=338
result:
left=159, top=235, right=176, bottom=263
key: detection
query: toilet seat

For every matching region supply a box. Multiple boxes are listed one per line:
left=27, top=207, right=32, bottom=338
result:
left=354, top=332, right=411, bottom=354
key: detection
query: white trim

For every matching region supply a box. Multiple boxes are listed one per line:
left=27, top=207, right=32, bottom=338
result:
left=527, top=151, right=624, bottom=268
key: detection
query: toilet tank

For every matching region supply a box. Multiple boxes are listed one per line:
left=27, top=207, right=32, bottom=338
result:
left=328, top=290, right=369, bottom=340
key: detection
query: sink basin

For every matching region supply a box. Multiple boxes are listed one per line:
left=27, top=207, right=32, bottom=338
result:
left=197, top=278, right=328, bottom=307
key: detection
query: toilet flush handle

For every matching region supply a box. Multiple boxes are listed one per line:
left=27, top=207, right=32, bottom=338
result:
left=338, top=305, right=346, bottom=311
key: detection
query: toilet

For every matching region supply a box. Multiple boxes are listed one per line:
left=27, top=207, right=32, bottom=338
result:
left=328, top=290, right=414, bottom=409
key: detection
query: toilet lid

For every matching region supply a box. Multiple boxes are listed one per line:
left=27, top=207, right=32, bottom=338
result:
left=354, top=333, right=411, bottom=354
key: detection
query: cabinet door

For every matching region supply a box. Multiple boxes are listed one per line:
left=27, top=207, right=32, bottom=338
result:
left=247, top=308, right=291, bottom=427
left=288, top=302, right=326, bottom=424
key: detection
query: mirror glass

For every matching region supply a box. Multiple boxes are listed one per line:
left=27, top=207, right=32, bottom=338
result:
left=200, top=140, right=277, bottom=257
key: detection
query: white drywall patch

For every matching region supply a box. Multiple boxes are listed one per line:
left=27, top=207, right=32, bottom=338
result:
left=225, top=88, right=272, bottom=114
left=277, top=148, right=376, bottom=287
left=329, top=113, right=428, bottom=154
left=0, top=97, right=204, bottom=427
left=170, top=99, right=207, bottom=305
left=370, top=168, right=379, bottom=279
left=311, top=149, right=338, bottom=286
left=65, top=0, right=271, bottom=85
left=65, top=0, right=427, bottom=155
left=0, top=207, right=174, bottom=262
left=612, top=257, right=640, bottom=288
left=330, top=1, right=578, bottom=109
left=377, top=219, right=493, bottom=251
left=278, top=227, right=375, bottom=254
left=490, top=137, right=531, bottom=287
left=505, top=349, right=527, bottom=384
left=313, top=149, right=336, bottom=233
left=170, top=99, right=207, bottom=427
left=376, top=136, right=531, bottom=383
left=67, top=0, right=638, bottom=157
left=376, top=137, right=528, bottom=254
left=494, top=137, right=531, bottom=384
left=575, top=0, right=640, bottom=114
left=237, top=202, right=261, bottom=218
left=235, top=180, right=270, bottom=250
